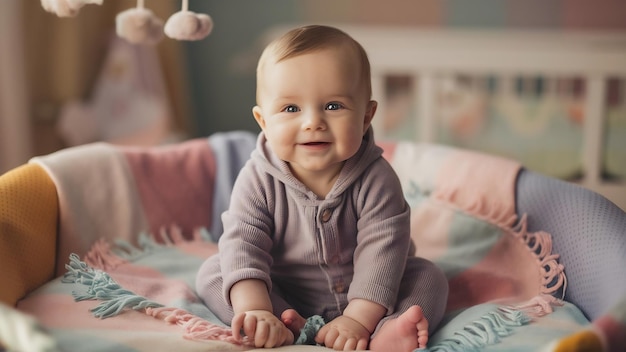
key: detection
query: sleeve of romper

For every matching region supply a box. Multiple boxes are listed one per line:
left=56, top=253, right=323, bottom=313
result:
left=218, top=161, right=275, bottom=306
left=348, top=158, right=411, bottom=314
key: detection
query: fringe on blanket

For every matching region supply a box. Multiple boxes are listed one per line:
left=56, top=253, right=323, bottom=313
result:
left=428, top=187, right=568, bottom=351
left=430, top=307, right=531, bottom=352
left=428, top=295, right=566, bottom=352
left=83, top=226, right=213, bottom=270
left=505, top=216, right=567, bottom=318
left=62, top=228, right=246, bottom=346
left=63, top=253, right=164, bottom=318
left=66, top=215, right=569, bottom=351
left=512, top=217, right=568, bottom=304
left=435, top=186, right=568, bottom=315
left=427, top=181, right=568, bottom=308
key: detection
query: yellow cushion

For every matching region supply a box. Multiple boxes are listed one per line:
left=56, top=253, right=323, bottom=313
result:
left=552, top=330, right=604, bottom=352
left=0, top=163, right=58, bottom=306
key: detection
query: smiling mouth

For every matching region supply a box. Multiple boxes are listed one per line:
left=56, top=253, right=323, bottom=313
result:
left=300, top=141, right=331, bottom=150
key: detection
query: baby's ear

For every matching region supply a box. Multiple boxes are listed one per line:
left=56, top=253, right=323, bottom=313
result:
left=363, top=100, right=377, bottom=133
left=252, top=106, right=266, bottom=130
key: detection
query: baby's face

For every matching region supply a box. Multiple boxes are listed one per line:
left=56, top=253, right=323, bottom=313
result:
left=253, top=46, right=375, bottom=180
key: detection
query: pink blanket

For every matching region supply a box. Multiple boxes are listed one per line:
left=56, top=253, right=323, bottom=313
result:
left=31, top=138, right=217, bottom=276
left=12, top=133, right=623, bottom=352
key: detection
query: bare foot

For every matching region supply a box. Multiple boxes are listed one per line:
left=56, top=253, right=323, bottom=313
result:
left=281, top=309, right=307, bottom=336
left=369, top=306, right=429, bottom=352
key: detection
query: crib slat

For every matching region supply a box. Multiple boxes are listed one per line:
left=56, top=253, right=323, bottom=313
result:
left=582, top=76, right=607, bottom=188
left=417, top=72, right=436, bottom=143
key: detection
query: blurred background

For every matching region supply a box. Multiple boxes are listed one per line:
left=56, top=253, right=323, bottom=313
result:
left=1, top=0, right=625, bottom=207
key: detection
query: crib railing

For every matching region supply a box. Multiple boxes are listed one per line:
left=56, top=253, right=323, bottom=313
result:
left=348, top=26, right=626, bottom=210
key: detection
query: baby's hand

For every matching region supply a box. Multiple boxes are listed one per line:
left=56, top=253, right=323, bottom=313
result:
left=315, top=315, right=370, bottom=350
left=231, top=310, right=294, bottom=348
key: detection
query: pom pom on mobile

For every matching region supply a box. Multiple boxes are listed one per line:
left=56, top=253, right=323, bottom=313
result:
left=40, top=0, right=213, bottom=45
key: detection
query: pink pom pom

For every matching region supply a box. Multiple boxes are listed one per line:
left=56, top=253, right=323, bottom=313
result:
left=115, top=8, right=164, bottom=45
left=40, top=0, right=102, bottom=17
left=164, top=11, right=213, bottom=41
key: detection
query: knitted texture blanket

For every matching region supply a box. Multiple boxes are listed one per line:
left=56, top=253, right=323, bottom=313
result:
left=9, top=132, right=624, bottom=352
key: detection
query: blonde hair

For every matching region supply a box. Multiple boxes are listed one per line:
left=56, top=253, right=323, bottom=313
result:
left=256, top=25, right=372, bottom=102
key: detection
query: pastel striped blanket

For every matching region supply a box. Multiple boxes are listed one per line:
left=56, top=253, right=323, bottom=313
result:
left=10, top=132, right=625, bottom=351
left=28, top=131, right=255, bottom=277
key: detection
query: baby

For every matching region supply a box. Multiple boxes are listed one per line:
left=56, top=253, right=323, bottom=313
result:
left=196, top=24, right=448, bottom=351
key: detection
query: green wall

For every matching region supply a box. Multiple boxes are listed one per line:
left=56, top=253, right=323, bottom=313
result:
left=185, top=0, right=298, bottom=136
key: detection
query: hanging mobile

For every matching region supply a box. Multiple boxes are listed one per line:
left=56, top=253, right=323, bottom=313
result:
left=115, top=0, right=164, bottom=45
left=164, top=0, right=213, bottom=41
left=40, top=0, right=103, bottom=17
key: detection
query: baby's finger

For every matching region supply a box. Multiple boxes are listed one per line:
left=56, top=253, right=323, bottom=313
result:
left=243, top=314, right=258, bottom=341
left=314, top=324, right=329, bottom=344
left=284, top=327, right=295, bottom=345
left=268, top=323, right=285, bottom=348
left=231, top=313, right=246, bottom=341
left=253, top=320, right=270, bottom=347
left=273, top=323, right=293, bottom=347
left=323, top=328, right=340, bottom=348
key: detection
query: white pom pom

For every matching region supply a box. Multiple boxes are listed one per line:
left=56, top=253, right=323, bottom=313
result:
left=40, top=0, right=102, bottom=17
left=115, top=8, right=164, bottom=45
left=164, top=11, right=213, bottom=41
left=67, top=0, right=103, bottom=7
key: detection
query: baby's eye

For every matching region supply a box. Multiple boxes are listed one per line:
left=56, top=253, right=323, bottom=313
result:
left=283, top=105, right=300, bottom=113
left=325, top=102, right=343, bottom=111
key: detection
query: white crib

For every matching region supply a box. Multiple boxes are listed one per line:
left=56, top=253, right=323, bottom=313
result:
left=261, top=25, right=626, bottom=210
